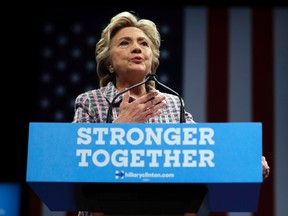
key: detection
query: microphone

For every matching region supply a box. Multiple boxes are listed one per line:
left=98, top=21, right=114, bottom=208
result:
left=106, top=75, right=154, bottom=123
left=106, top=74, right=186, bottom=123
left=147, top=74, right=186, bottom=123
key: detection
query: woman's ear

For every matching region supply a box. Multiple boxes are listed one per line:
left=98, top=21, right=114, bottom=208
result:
left=108, top=65, right=115, bottom=73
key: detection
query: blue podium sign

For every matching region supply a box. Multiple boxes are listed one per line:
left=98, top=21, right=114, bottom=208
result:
left=26, top=122, right=263, bottom=213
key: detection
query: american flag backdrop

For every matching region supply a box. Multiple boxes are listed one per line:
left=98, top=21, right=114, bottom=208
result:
left=25, top=7, right=287, bottom=216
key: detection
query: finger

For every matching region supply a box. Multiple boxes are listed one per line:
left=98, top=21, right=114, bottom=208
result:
left=144, top=110, right=162, bottom=121
left=263, top=167, right=270, bottom=179
left=144, top=102, right=165, bottom=118
left=144, top=96, right=166, bottom=110
left=138, top=91, right=158, bottom=104
left=122, top=90, right=131, bottom=104
left=154, top=95, right=166, bottom=105
left=262, top=156, right=269, bottom=169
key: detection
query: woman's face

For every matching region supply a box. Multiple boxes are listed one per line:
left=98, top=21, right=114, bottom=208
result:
left=109, top=27, right=153, bottom=84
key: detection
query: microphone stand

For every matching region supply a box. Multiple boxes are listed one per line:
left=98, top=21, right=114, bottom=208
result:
left=147, top=74, right=186, bottom=123
left=106, top=75, right=155, bottom=123
left=106, top=74, right=186, bottom=123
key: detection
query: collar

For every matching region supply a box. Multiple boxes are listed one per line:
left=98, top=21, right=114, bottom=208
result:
left=102, top=82, right=135, bottom=107
left=102, top=82, right=156, bottom=107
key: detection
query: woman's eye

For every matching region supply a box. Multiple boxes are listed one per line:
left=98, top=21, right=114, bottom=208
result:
left=141, top=41, right=149, bottom=46
left=120, top=41, right=129, bottom=46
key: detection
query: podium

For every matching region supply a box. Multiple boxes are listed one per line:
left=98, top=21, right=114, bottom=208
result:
left=26, top=122, right=263, bottom=215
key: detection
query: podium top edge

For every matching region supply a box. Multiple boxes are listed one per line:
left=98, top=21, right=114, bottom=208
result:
left=29, top=122, right=263, bottom=124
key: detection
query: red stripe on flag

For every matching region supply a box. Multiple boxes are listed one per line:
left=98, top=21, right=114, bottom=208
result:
left=206, top=8, right=229, bottom=123
left=206, top=8, right=228, bottom=216
left=252, top=9, right=275, bottom=216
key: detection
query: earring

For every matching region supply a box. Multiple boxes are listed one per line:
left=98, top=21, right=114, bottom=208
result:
left=108, top=65, right=114, bottom=73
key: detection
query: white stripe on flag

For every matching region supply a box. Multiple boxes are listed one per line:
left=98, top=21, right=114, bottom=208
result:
left=274, top=8, right=288, bottom=216
left=228, top=7, right=252, bottom=123
left=183, top=7, right=207, bottom=122
left=228, top=7, right=252, bottom=216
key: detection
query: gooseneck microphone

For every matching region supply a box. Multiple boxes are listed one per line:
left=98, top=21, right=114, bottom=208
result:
left=106, top=75, right=155, bottom=123
left=147, top=74, right=186, bottom=123
left=106, top=74, right=186, bottom=123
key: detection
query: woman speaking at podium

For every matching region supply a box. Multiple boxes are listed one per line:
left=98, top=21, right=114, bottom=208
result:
left=72, top=11, right=270, bottom=216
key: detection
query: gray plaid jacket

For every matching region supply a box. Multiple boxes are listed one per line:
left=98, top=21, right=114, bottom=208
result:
left=73, top=82, right=195, bottom=124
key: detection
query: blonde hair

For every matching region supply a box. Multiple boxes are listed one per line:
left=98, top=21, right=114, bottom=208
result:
left=96, top=11, right=161, bottom=87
